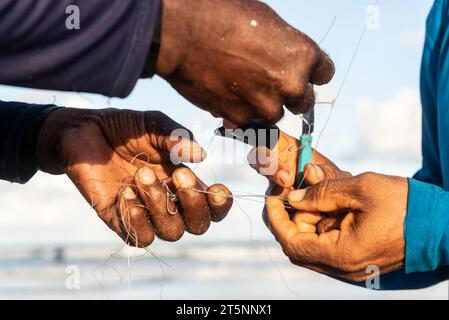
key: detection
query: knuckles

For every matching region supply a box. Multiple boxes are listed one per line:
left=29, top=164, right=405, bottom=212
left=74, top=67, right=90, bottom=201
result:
left=313, top=179, right=331, bottom=206
left=159, top=226, right=185, bottom=243
left=254, top=99, right=285, bottom=124
left=356, top=172, right=378, bottom=188
left=282, top=237, right=372, bottom=281
left=280, top=80, right=307, bottom=98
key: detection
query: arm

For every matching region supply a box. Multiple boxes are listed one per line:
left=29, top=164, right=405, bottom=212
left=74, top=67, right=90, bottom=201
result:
left=1, top=0, right=335, bottom=124
left=406, top=179, right=449, bottom=273
left=0, top=101, right=60, bottom=183
left=251, top=131, right=449, bottom=287
left=0, top=0, right=162, bottom=97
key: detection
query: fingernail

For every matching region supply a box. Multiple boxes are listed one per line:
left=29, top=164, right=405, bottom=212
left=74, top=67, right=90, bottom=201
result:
left=311, top=164, right=324, bottom=180
left=189, top=143, right=207, bottom=161
left=173, top=168, right=196, bottom=188
left=211, top=189, right=227, bottom=205
left=173, top=140, right=206, bottom=163
left=123, top=186, right=137, bottom=200
left=136, top=167, right=156, bottom=185
left=277, top=170, right=290, bottom=186
left=288, top=189, right=306, bottom=203
left=181, top=140, right=206, bottom=162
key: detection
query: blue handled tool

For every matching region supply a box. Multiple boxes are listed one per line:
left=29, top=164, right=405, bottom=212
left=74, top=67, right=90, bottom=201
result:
left=296, top=108, right=314, bottom=188
left=214, top=108, right=315, bottom=189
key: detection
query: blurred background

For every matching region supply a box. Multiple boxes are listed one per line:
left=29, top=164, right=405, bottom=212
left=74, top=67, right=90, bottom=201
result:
left=1, top=0, right=447, bottom=299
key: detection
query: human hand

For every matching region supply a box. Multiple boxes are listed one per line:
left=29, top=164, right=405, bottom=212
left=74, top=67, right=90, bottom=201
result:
left=156, top=0, right=335, bottom=125
left=36, top=108, right=232, bottom=247
left=247, top=130, right=350, bottom=188
left=248, top=130, right=351, bottom=234
left=265, top=172, right=407, bottom=281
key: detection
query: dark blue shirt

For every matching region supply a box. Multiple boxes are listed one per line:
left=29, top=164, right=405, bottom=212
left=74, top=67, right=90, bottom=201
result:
left=0, top=0, right=161, bottom=182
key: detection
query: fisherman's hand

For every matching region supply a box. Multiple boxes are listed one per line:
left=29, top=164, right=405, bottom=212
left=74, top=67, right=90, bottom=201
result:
left=247, top=130, right=350, bottom=188
left=265, top=173, right=407, bottom=282
left=156, top=0, right=335, bottom=125
left=36, top=108, right=232, bottom=247
left=249, top=130, right=351, bottom=237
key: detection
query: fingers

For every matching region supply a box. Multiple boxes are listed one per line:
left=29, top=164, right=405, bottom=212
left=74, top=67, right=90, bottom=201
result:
left=317, top=212, right=346, bottom=234
left=172, top=167, right=211, bottom=235
left=304, top=162, right=352, bottom=186
left=283, top=51, right=334, bottom=115
left=134, top=165, right=232, bottom=242
left=292, top=212, right=321, bottom=233
left=262, top=183, right=289, bottom=232
left=206, top=184, right=233, bottom=222
left=165, top=137, right=206, bottom=164
left=310, top=51, right=335, bottom=85
left=145, top=111, right=206, bottom=164
left=303, top=163, right=325, bottom=186
left=246, top=132, right=352, bottom=189
left=288, top=178, right=361, bottom=213
left=118, top=186, right=155, bottom=248
left=265, top=189, right=301, bottom=245
left=284, top=84, right=316, bottom=115
left=135, top=167, right=185, bottom=242
left=265, top=190, right=333, bottom=263
left=247, top=146, right=296, bottom=187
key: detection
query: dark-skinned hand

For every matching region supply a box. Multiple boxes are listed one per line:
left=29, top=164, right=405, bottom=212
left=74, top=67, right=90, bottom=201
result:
left=249, top=131, right=407, bottom=282
left=156, top=0, right=335, bottom=125
left=37, top=108, right=233, bottom=247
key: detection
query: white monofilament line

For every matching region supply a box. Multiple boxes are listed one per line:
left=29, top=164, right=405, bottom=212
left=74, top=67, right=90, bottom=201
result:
left=100, top=0, right=379, bottom=299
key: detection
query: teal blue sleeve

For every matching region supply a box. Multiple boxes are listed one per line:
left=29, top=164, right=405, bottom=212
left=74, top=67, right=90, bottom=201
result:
left=405, top=178, right=449, bottom=273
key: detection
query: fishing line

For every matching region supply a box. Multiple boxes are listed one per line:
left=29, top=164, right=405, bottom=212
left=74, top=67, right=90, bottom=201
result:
left=232, top=198, right=301, bottom=299
left=261, top=240, right=301, bottom=300
left=92, top=0, right=379, bottom=298
left=289, top=0, right=379, bottom=189
left=319, top=16, right=337, bottom=45
left=187, top=119, right=223, bottom=186
left=235, top=199, right=254, bottom=241
left=188, top=188, right=294, bottom=210
left=90, top=181, right=171, bottom=299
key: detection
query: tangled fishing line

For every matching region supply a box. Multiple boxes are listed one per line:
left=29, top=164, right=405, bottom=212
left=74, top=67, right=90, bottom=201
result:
left=86, top=0, right=380, bottom=300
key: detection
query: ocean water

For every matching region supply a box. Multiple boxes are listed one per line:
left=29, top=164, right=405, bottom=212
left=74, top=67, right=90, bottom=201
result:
left=0, top=158, right=447, bottom=299
left=0, top=242, right=447, bottom=300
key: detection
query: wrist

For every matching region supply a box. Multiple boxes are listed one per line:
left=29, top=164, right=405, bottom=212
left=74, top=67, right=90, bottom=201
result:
left=36, top=108, right=89, bottom=175
left=155, top=0, right=190, bottom=77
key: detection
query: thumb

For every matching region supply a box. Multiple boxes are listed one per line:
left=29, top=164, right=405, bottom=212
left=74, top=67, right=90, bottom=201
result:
left=304, top=163, right=352, bottom=186
left=288, top=178, right=361, bottom=213
left=303, top=163, right=325, bottom=186
left=166, top=134, right=206, bottom=164
left=247, top=146, right=296, bottom=187
left=145, top=112, right=206, bottom=164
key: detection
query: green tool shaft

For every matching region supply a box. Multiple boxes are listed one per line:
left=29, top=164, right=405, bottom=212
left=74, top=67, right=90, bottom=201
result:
left=296, top=108, right=314, bottom=188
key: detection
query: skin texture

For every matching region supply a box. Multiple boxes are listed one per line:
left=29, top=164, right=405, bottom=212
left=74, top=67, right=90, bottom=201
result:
left=249, top=131, right=407, bottom=282
left=156, top=0, right=335, bottom=125
left=36, top=108, right=233, bottom=247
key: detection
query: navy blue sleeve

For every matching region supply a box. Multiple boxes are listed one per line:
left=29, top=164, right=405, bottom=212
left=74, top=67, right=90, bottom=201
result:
left=0, top=0, right=162, bottom=183
left=0, top=0, right=162, bottom=97
left=0, top=101, right=60, bottom=183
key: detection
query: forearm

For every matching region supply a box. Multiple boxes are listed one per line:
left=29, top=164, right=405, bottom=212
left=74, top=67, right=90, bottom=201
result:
left=0, top=101, right=60, bottom=183
left=405, top=178, right=449, bottom=273
left=0, top=0, right=162, bottom=97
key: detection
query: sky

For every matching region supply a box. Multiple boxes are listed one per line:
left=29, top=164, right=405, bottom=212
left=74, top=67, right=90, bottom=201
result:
left=0, top=0, right=433, bottom=245
left=0, top=0, right=443, bottom=299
